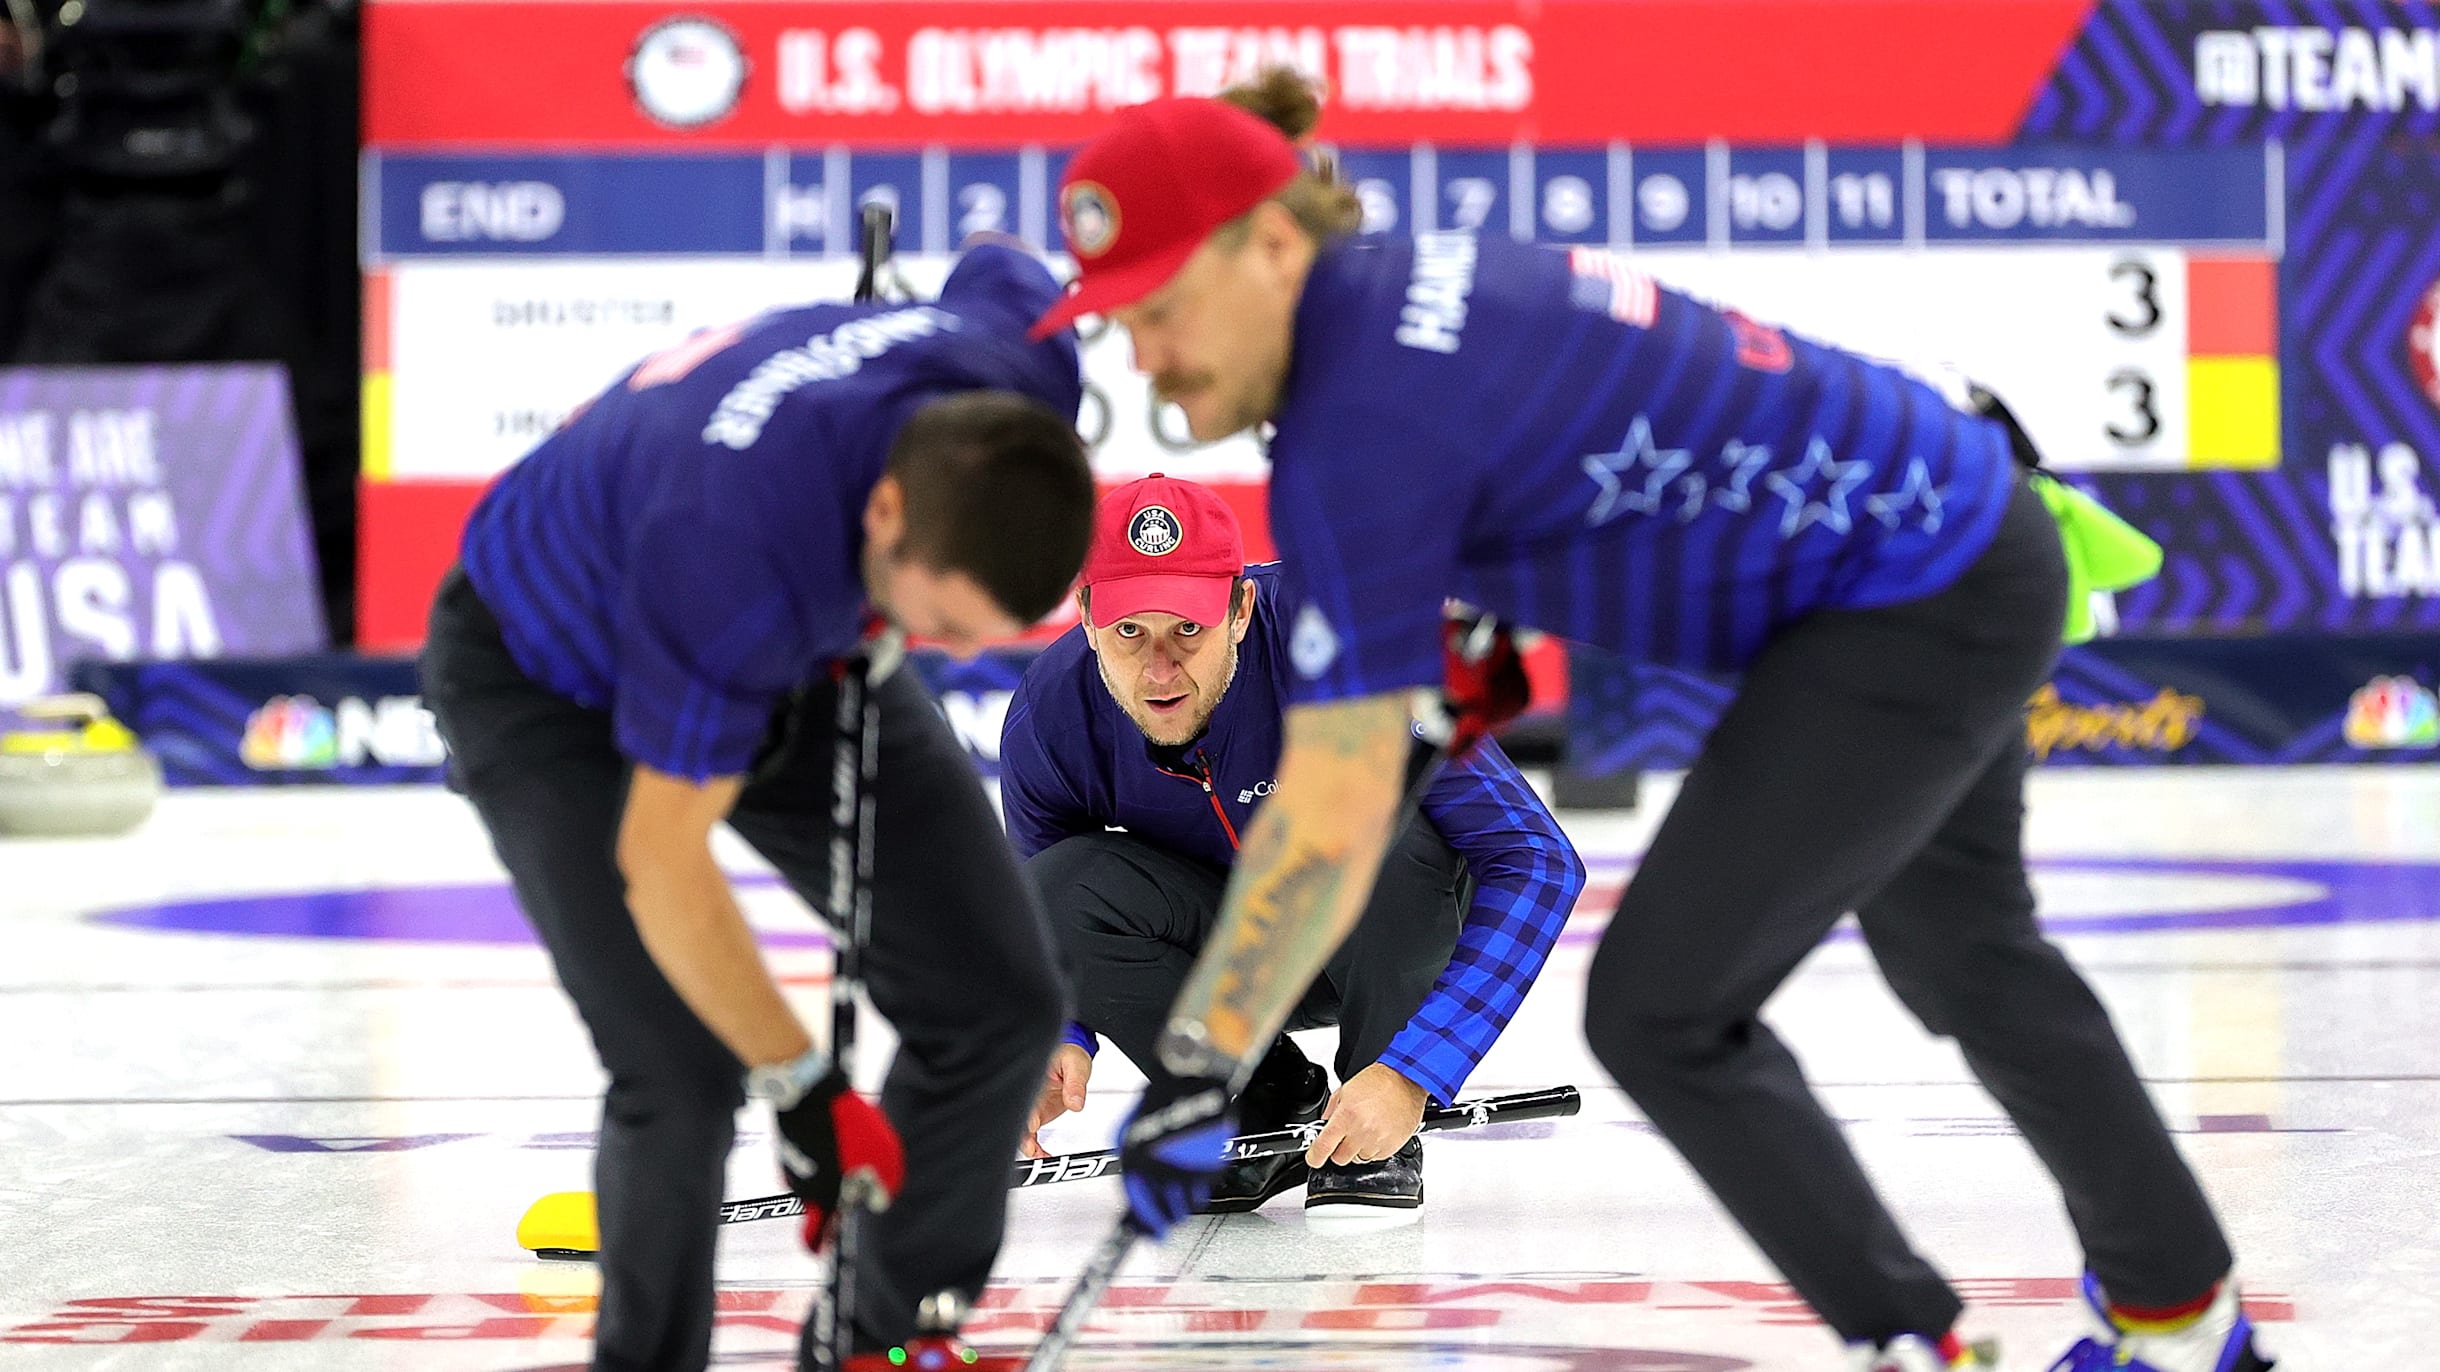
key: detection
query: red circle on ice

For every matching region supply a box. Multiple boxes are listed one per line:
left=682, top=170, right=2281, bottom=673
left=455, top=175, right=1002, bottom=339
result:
left=2412, top=274, right=2440, bottom=413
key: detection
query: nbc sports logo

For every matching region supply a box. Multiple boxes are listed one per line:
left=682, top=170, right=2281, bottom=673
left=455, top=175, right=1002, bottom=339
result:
left=242, top=696, right=341, bottom=770
left=2342, top=676, right=2440, bottom=750
left=238, top=694, right=448, bottom=770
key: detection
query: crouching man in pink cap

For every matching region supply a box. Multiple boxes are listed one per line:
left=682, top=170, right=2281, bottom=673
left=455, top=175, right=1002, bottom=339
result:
left=999, top=473, right=1583, bottom=1222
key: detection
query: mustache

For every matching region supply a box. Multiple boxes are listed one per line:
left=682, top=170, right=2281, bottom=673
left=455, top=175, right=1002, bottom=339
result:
left=1152, top=372, right=1211, bottom=402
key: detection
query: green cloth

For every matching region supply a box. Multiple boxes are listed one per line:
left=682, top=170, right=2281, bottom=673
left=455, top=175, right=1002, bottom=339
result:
left=2029, top=472, right=2163, bottom=643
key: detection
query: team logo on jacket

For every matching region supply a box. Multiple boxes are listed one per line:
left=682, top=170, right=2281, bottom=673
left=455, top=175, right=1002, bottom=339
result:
left=627, top=18, right=748, bottom=129
left=1062, top=182, right=1119, bottom=258
left=1128, top=506, right=1181, bottom=556
left=1290, top=604, right=1340, bottom=679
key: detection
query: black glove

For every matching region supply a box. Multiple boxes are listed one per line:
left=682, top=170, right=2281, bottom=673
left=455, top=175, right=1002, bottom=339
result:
left=1117, top=1070, right=1235, bottom=1239
left=773, top=1068, right=904, bottom=1251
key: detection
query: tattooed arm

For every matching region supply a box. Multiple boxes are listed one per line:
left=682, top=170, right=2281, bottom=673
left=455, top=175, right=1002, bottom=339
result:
left=1157, top=691, right=1415, bottom=1083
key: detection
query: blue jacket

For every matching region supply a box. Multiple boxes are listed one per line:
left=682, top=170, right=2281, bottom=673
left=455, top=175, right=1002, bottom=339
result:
left=461, top=242, right=1081, bottom=779
left=999, top=562, right=1585, bottom=1102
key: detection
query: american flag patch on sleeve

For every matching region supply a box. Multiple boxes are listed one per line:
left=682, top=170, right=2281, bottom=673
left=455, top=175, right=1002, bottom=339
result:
left=1565, top=248, right=1659, bottom=329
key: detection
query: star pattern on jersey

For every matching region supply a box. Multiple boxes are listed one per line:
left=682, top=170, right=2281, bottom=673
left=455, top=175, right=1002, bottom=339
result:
left=1764, top=437, right=1871, bottom=539
left=1864, top=458, right=1948, bottom=535
left=1673, top=473, right=1709, bottom=522
left=1581, top=416, right=1692, bottom=528
left=1702, top=439, right=1776, bottom=516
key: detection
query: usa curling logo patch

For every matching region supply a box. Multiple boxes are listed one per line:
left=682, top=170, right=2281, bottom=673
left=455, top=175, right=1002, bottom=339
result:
left=1063, top=182, right=1120, bottom=258
left=1128, top=506, right=1182, bottom=556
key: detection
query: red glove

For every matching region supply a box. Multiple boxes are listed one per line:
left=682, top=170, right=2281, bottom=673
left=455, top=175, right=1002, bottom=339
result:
left=1437, top=610, right=1530, bottom=758
left=774, top=1069, right=906, bottom=1252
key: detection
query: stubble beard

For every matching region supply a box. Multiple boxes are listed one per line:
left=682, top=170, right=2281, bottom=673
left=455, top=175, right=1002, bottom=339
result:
left=1103, top=636, right=1242, bottom=748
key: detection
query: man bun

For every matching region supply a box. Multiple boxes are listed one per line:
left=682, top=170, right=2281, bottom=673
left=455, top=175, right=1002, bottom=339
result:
left=1218, top=67, right=1325, bottom=144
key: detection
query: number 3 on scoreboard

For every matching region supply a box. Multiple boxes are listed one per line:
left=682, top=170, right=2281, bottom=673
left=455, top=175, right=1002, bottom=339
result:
left=2100, top=254, right=2177, bottom=463
left=2107, top=260, right=2163, bottom=337
left=2106, top=368, right=2162, bottom=446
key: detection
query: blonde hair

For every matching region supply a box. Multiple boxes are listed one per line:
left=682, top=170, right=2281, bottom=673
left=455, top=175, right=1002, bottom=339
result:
left=1217, top=67, right=1364, bottom=244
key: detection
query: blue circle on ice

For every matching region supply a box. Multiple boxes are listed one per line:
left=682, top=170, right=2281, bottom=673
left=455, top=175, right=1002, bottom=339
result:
left=88, top=872, right=830, bottom=946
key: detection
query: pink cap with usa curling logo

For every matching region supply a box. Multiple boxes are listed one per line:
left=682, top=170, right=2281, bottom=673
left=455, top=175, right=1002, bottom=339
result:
left=1080, top=474, right=1246, bottom=626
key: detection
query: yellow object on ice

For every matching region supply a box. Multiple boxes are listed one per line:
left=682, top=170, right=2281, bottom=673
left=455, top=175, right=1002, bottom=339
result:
left=514, top=1259, right=602, bottom=1313
left=516, top=1191, right=601, bottom=1258
left=2, top=693, right=141, bottom=755
left=0, top=693, right=162, bottom=837
left=0, top=720, right=139, bottom=754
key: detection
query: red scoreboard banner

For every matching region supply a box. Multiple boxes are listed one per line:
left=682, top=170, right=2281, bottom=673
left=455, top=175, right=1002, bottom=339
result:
left=366, top=0, right=2093, bottom=150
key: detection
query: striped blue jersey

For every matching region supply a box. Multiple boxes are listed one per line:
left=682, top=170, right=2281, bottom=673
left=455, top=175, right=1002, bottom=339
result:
left=459, top=244, right=1083, bottom=779
left=1267, top=232, right=2019, bottom=704
left=1000, top=563, right=1585, bottom=1103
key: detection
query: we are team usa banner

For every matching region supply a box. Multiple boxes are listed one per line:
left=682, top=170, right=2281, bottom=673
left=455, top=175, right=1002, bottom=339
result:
left=0, top=366, right=326, bottom=706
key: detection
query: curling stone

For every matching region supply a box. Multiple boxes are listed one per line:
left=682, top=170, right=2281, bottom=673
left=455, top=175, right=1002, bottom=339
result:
left=0, top=693, right=164, bottom=837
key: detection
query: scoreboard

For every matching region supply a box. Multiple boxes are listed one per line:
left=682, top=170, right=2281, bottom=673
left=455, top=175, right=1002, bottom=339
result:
left=370, top=139, right=2281, bottom=480
left=358, top=0, right=2440, bottom=652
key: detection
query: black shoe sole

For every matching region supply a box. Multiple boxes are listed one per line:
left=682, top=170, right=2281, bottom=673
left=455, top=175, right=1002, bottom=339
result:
left=1304, top=1191, right=1424, bottom=1211
left=1201, top=1160, right=1312, bottom=1215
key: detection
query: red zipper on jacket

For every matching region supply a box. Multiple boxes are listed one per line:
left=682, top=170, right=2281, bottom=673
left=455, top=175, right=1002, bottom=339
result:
left=1153, top=749, right=1242, bottom=852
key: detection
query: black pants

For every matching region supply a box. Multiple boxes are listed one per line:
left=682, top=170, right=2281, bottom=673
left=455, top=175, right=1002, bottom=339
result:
left=420, top=570, right=1063, bottom=1370
left=1029, top=820, right=1468, bottom=1088
left=1583, top=475, right=2233, bottom=1344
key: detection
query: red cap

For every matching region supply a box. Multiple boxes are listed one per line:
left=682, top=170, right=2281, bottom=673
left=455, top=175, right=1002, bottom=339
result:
left=1081, top=475, right=1245, bottom=626
left=1029, top=98, right=1302, bottom=340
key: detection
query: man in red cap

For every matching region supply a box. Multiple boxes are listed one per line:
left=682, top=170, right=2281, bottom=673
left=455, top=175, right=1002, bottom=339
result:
left=1025, top=71, right=2271, bottom=1372
left=998, top=473, right=1581, bottom=1221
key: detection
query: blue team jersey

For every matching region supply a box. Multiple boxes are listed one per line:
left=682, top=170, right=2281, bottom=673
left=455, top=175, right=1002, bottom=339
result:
left=460, top=244, right=1083, bottom=780
left=1002, top=564, right=1316, bottom=872
left=1267, top=232, right=2020, bottom=704
left=1000, top=563, right=1585, bottom=1102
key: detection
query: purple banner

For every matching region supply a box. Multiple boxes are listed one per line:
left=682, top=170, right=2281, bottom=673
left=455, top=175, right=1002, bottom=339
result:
left=2020, top=0, right=2440, bottom=635
left=0, top=364, right=326, bottom=705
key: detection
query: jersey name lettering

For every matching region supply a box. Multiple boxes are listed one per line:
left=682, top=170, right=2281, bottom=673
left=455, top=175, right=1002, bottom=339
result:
left=1395, top=233, right=1480, bottom=355
left=702, top=307, right=959, bottom=450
